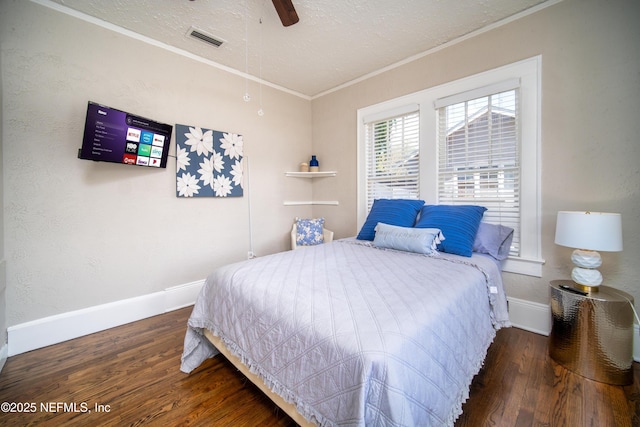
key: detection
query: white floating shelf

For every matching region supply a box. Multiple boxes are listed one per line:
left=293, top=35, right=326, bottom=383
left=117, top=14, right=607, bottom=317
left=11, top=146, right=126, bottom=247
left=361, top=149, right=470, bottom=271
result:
left=285, top=171, right=337, bottom=178
left=283, top=201, right=340, bottom=206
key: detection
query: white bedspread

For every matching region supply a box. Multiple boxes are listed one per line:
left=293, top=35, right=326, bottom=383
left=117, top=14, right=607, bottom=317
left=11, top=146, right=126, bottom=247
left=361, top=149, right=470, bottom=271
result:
left=181, top=239, right=510, bottom=426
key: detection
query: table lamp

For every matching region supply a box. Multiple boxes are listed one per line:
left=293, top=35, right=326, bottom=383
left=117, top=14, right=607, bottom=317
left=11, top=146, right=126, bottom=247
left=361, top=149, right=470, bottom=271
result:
left=554, top=211, right=623, bottom=292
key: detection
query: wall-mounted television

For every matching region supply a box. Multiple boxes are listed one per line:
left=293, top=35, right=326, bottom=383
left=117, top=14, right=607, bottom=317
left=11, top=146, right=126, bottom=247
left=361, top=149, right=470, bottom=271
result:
left=78, top=101, right=173, bottom=168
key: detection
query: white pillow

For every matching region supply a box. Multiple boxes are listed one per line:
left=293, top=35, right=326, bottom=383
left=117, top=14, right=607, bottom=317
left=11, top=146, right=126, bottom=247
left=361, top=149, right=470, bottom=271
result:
left=373, top=222, right=444, bottom=254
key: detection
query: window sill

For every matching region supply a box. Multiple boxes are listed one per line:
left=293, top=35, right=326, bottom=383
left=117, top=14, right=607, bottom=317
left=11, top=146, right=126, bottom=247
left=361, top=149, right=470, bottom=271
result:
left=502, top=256, right=545, bottom=277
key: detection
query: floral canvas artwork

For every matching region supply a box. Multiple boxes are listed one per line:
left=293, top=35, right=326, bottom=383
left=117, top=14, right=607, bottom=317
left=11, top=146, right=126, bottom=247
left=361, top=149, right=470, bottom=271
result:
left=175, top=124, right=244, bottom=198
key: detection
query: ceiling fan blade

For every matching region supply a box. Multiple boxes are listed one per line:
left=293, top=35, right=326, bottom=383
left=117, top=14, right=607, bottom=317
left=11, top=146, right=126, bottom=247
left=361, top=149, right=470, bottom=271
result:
left=272, top=0, right=299, bottom=27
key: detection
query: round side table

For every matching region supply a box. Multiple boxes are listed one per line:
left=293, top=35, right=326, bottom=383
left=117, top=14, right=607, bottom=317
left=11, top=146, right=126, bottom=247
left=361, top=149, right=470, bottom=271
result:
left=549, top=280, right=634, bottom=385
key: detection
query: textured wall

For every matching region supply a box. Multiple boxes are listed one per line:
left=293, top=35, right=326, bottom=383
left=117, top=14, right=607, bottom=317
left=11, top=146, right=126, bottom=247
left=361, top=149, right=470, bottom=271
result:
left=1, top=0, right=313, bottom=326
left=311, top=0, right=640, bottom=306
left=0, top=29, right=6, bottom=357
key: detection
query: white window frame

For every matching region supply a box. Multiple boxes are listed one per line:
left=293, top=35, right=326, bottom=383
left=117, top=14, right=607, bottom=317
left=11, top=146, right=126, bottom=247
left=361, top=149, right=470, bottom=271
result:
left=361, top=104, right=421, bottom=212
left=357, top=56, right=543, bottom=276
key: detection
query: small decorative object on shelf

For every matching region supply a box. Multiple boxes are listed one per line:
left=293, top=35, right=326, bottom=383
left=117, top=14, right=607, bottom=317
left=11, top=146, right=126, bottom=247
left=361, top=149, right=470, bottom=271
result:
left=309, top=155, right=319, bottom=172
left=299, top=162, right=309, bottom=172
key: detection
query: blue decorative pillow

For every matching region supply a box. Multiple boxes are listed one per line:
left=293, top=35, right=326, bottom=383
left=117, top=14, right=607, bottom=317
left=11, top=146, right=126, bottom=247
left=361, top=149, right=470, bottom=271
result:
left=373, top=223, right=444, bottom=255
left=356, top=199, right=425, bottom=241
left=414, top=205, right=487, bottom=257
left=473, top=222, right=514, bottom=260
left=296, top=217, right=325, bottom=246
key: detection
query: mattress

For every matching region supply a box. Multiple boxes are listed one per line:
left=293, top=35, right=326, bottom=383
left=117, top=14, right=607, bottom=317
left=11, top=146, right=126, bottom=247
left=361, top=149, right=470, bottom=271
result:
left=181, top=238, right=510, bottom=426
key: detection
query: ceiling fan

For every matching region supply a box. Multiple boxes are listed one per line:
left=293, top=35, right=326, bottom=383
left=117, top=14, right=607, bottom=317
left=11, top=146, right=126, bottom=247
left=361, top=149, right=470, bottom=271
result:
left=188, top=0, right=298, bottom=27
left=271, top=0, right=299, bottom=27
left=189, top=0, right=300, bottom=27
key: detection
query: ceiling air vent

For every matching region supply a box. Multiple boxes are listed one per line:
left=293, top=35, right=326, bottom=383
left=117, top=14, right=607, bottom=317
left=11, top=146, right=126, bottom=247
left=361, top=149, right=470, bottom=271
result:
left=186, top=26, right=225, bottom=48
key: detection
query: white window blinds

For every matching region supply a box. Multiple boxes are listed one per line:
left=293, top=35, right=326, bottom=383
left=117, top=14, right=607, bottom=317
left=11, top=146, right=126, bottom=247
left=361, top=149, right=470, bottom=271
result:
left=437, top=88, right=521, bottom=255
left=364, top=108, right=420, bottom=212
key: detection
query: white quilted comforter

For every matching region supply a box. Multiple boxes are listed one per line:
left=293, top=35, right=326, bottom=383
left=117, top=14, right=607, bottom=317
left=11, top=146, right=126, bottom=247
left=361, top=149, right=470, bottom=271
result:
left=181, top=239, right=510, bottom=426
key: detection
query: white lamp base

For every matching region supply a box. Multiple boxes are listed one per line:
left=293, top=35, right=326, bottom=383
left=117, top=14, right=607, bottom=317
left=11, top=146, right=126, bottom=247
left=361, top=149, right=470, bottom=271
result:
left=570, top=249, right=603, bottom=289
left=571, top=267, right=603, bottom=287
left=571, top=249, right=602, bottom=268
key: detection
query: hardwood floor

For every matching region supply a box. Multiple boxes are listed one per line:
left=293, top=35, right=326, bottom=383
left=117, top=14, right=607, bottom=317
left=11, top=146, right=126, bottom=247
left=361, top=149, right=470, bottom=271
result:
left=0, top=306, right=638, bottom=426
left=455, top=326, right=640, bottom=427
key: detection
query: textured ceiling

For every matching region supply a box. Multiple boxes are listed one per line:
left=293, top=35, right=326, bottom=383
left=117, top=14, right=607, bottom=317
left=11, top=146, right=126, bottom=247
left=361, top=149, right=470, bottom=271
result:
left=48, top=0, right=551, bottom=97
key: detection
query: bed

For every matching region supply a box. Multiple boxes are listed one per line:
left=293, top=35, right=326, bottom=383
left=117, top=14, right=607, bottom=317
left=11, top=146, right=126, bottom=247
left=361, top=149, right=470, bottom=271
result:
left=181, top=201, right=512, bottom=426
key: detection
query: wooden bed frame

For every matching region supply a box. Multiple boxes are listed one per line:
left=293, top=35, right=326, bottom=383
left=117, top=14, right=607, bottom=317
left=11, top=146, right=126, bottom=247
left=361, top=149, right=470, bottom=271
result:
left=204, top=329, right=315, bottom=427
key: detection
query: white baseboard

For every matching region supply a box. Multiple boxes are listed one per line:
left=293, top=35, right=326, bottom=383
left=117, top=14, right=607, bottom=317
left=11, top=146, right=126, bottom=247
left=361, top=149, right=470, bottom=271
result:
left=7, top=279, right=204, bottom=357
left=507, top=296, right=551, bottom=336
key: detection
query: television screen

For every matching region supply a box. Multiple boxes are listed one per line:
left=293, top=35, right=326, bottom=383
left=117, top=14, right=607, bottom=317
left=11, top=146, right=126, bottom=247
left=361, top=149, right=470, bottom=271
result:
left=78, top=101, right=173, bottom=168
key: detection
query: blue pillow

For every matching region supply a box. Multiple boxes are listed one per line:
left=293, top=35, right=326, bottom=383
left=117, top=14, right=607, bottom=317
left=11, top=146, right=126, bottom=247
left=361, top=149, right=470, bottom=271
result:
left=414, top=205, right=486, bottom=257
left=373, top=223, right=444, bottom=254
left=356, top=199, right=425, bottom=241
left=296, top=217, right=325, bottom=246
left=473, top=222, right=514, bottom=260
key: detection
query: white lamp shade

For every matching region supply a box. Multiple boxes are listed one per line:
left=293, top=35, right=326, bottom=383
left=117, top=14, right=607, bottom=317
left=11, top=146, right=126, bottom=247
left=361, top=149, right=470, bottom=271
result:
left=554, top=211, right=623, bottom=252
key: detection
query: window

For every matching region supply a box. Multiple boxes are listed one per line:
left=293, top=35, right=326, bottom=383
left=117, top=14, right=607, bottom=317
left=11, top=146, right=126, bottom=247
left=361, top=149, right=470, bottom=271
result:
left=436, top=88, right=520, bottom=257
left=363, top=107, right=420, bottom=212
left=358, top=57, right=543, bottom=276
